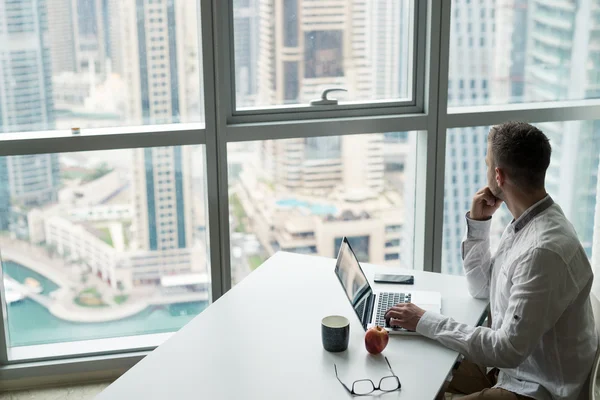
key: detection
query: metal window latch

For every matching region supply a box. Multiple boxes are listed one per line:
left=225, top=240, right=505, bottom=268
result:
left=310, top=88, right=347, bottom=106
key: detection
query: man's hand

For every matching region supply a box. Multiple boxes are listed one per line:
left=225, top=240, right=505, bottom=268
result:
left=469, top=187, right=503, bottom=221
left=384, top=303, right=426, bottom=332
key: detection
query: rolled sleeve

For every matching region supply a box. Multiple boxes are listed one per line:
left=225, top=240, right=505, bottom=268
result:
left=416, top=311, right=447, bottom=339
left=465, top=212, right=492, bottom=240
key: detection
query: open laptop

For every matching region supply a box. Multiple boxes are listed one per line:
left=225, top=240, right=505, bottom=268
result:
left=334, top=237, right=442, bottom=335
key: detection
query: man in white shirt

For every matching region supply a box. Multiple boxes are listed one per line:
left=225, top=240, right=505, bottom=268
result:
left=385, top=122, right=598, bottom=400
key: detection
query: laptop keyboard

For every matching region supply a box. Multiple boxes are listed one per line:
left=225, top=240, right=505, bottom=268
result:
left=375, top=292, right=411, bottom=328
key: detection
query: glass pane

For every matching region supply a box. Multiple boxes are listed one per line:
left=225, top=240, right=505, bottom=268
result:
left=448, top=1, right=600, bottom=107
left=442, top=121, right=600, bottom=275
left=353, top=380, right=375, bottom=395
left=1, top=145, right=209, bottom=347
left=233, top=0, right=414, bottom=109
left=2, top=0, right=203, bottom=134
left=379, top=376, right=400, bottom=391
left=228, top=132, right=418, bottom=285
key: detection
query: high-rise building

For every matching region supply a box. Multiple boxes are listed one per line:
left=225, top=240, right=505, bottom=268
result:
left=233, top=0, right=260, bottom=107
left=112, top=0, right=199, bottom=125
left=370, top=0, right=412, bottom=100
left=256, top=0, right=384, bottom=194
left=132, top=147, right=194, bottom=252
left=441, top=1, right=504, bottom=274
left=490, top=0, right=528, bottom=102
left=0, top=0, right=60, bottom=209
left=228, top=0, right=405, bottom=276
left=257, top=0, right=372, bottom=106
left=0, top=0, right=55, bottom=132
left=260, top=134, right=384, bottom=194
left=47, top=0, right=110, bottom=75
left=47, top=0, right=79, bottom=74
left=76, top=0, right=108, bottom=73
left=524, top=0, right=600, bottom=259
left=369, top=0, right=413, bottom=266
left=7, top=155, right=60, bottom=207
left=507, top=0, right=528, bottom=100
left=107, top=0, right=124, bottom=75
left=113, top=0, right=196, bottom=254
left=441, top=0, right=600, bottom=274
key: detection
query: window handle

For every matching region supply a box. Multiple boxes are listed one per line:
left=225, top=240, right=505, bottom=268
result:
left=310, top=88, right=347, bottom=106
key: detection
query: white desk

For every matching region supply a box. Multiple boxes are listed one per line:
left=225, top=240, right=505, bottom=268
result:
left=97, top=252, right=488, bottom=400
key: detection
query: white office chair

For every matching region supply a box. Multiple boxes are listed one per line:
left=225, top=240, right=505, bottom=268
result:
left=588, top=291, right=600, bottom=400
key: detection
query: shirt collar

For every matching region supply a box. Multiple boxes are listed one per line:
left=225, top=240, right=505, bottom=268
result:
left=512, top=195, right=554, bottom=233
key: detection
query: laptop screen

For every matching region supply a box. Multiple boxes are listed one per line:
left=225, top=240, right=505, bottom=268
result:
left=334, top=238, right=372, bottom=323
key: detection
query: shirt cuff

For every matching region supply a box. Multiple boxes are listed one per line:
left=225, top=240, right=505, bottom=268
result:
left=416, top=311, right=447, bottom=339
left=465, top=212, right=492, bottom=240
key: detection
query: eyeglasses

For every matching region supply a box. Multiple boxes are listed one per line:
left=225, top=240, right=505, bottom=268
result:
left=334, top=356, right=401, bottom=396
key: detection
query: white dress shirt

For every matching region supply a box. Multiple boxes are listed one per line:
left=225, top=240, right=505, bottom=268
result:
left=416, top=196, right=598, bottom=400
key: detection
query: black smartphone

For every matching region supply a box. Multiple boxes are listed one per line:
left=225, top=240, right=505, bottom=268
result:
left=373, top=274, right=414, bottom=285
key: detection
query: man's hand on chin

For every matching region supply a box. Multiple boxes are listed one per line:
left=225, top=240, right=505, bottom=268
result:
left=384, top=303, right=426, bottom=332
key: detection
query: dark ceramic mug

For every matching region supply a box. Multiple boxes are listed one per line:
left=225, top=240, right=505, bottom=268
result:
left=321, top=315, right=350, bottom=352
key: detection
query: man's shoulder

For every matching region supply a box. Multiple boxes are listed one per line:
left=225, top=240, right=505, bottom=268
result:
left=527, top=207, right=585, bottom=262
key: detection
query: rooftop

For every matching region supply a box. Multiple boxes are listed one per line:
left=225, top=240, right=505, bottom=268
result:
left=160, top=273, right=210, bottom=287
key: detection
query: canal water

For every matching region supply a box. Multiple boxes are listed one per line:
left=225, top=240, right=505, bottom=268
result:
left=3, top=261, right=208, bottom=347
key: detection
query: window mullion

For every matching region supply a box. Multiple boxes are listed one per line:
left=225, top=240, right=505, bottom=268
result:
left=413, top=0, right=451, bottom=274
left=430, top=0, right=453, bottom=274
left=202, top=0, right=225, bottom=301
left=203, top=0, right=235, bottom=300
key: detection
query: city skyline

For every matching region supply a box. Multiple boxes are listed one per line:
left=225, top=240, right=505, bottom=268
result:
left=0, top=0, right=209, bottom=348
left=0, top=0, right=599, bottom=346
left=1, top=1, right=598, bottom=272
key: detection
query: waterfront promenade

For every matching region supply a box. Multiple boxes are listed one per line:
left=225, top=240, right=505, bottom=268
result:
left=0, top=238, right=208, bottom=323
left=0, top=239, right=73, bottom=288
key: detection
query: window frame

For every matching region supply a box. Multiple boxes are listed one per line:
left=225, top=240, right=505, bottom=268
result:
left=219, top=0, right=428, bottom=124
left=1, top=0, right=600, bottom=386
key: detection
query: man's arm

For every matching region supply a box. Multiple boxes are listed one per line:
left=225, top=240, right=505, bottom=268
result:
left=415, top=248, right=577, bottom=368
left=462, top=214, right=493, bottom=299
left=463, top=187, right=503, bottom=299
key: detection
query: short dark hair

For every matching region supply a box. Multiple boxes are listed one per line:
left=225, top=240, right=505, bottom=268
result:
left=488, top=121, right=551, bottom=189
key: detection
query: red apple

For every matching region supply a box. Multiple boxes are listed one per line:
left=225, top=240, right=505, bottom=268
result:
left=364, top=325, right=389, bottom=354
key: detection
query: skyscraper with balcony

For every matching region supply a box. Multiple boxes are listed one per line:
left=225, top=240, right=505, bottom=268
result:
left=0, top=0, right=60, bottom=212
left=442, top=0, right=600, bottom=274
left=524, top=0, right=600, bottom=259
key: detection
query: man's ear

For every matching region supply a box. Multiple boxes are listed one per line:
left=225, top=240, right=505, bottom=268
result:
left=495, top=167, right=505, bottom=187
